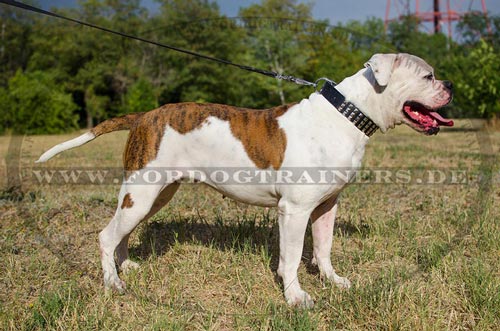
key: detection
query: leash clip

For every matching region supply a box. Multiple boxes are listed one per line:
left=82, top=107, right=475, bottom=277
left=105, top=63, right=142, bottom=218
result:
left=314, top=77, right=337, bottom=92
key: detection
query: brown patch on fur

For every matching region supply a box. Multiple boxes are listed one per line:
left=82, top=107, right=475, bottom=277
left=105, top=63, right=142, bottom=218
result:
left=123, top=102, right=294, bottom=172
left=121, top=193, right=134, bottom=209
left=91, top=113, right=144, bottom=137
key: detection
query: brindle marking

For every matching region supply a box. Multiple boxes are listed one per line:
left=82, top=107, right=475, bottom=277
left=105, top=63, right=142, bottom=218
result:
left=123, top=102, right=294, bottom=172
left=121, top=193, right=134, bottom=209
left=91, top=113, right=144, bottom=137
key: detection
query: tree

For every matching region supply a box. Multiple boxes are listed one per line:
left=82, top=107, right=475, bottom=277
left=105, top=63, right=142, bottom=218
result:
left=144, top=0, right=247, bottom=106
left=0, top=87, right=9, bottom=133
left=240, top=0, right=314, bottom=106
left=0, top=2, right=36, bottom=86
left=27, top=0, right=151, bottom=127
left=4, top=70, right=78, bottom=134
left=2, top=0, right=499, bottom=134
left=457, top=12, right=500, bottom=48
left=454, top=39, right=500, bottom=119
left=124, top=77, right=158, bottom=114
left=309, top=18, right=389, bottom=84
left=388, top=15, right=453, bottom=61
left=75, top=61, right=112, bottom=128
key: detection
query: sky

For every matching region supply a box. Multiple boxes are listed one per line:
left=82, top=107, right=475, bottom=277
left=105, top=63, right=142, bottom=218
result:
left=217, top=0, right=500, bottom=25
left=34, top=0, right=500, bottom=26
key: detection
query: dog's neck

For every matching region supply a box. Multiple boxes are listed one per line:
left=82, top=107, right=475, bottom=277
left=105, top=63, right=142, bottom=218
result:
left=334, top=68, right=401, bottom=133
left=319, top=81, right=378, bottom=137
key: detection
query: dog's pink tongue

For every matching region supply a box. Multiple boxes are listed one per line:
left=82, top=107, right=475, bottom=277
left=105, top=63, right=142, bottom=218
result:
left=430, top=111, right=454, bottom=126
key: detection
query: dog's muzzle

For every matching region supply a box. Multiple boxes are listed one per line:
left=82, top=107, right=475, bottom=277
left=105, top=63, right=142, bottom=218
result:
left=402, top=101, right=454, bottom=135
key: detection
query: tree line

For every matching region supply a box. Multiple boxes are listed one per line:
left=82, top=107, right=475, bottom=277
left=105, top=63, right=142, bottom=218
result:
left=1, top=0, right=499, bottom=134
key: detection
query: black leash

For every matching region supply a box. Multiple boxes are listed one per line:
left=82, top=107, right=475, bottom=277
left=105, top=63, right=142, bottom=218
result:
left=0, top=0, right=318, bottom=87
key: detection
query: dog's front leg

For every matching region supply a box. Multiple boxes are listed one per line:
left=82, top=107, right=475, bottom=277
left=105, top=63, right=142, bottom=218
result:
left=311, top=197, right=351, bottom=288
left=277, top=200, right=314, bottom=308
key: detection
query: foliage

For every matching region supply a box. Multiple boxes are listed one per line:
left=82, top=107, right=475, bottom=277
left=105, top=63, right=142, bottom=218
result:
left=124, top=77, right=158, bottom=114
left=388, top=16, right=451, bottom=61
left=1, top=0, right=499, bottom=133
left=0, top=88, right=8, bottom=133
left=240, top=0, right=314, bottom=106
left=458, top=11, right=500, bottom=48
left=0, top=1, right=36, bottom=86
left=454, top=40, right=500, bottom=118
left=2, top=70, right=78, bottom=134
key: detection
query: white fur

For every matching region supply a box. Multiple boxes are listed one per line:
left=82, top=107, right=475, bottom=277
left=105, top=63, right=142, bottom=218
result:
left=36, top=132, right=95, bottom=163
left=364, top=53, right=396, bottom=87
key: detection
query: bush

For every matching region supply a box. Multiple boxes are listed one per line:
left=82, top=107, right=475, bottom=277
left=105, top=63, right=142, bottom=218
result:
left=455, top=40, right=500, bottom=119
left=124, top=78, right=158, bottom=114
left=0, top=87, right=9, bottom=134
left=3, top=70, right=79, bottom=134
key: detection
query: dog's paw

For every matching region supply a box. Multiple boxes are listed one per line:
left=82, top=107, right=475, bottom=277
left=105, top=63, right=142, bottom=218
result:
left=332, top=274, right=351, bottom=289
left=311, top=256, right=318, bottom=266
left=120, top=259, right=139, bottom=274
left=285, top=290, right=314, bottom=309
left=320, top=270, right=352, bottom=289
left=104, top=277, right=126, bottom=294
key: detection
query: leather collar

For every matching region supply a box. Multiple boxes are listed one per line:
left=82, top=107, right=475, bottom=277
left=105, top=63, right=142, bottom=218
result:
left=320, top=80, right=378, bottom=137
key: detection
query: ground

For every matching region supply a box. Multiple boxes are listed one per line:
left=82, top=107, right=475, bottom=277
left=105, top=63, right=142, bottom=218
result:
left=0, top=120, right=499, bottom=330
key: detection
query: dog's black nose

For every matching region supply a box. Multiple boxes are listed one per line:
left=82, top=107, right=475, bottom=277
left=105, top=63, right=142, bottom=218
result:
left=443, top=80, right=453, bottom=90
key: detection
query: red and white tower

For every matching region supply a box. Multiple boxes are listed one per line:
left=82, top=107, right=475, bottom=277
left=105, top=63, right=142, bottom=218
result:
left=385, top=0, right=490, bottom=38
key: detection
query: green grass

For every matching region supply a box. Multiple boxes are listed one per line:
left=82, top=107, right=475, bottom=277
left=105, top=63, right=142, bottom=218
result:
left=1, top=123, right=499, bottom=330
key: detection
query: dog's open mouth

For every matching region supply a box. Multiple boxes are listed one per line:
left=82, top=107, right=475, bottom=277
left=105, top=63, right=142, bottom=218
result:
left=402, top=101, right=454, bottom=135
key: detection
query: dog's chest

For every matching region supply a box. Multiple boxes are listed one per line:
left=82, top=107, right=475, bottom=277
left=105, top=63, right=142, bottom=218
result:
left=279, top=111, right=368, bottom=169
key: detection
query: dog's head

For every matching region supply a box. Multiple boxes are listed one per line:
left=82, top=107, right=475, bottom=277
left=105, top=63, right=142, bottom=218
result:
left=364, top=53, right=454, bottom=135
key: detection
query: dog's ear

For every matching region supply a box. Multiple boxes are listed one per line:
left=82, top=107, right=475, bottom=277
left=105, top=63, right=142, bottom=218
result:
left=364, top=54, right=397, bottom=87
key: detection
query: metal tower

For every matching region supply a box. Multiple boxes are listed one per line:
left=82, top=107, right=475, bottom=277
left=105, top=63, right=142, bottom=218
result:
left=385, top=0, right=490, bottom=38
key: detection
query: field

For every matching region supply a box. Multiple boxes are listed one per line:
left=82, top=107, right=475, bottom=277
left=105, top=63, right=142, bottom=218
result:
left=1, top=121, right=499, bottom=330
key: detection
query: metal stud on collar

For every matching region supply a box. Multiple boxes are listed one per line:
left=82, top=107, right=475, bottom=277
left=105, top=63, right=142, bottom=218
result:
left=319, top=80, right=379, bottom=137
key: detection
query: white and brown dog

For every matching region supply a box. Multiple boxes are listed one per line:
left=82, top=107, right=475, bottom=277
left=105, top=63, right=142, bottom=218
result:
left=37, top=53, right=453, bottom=307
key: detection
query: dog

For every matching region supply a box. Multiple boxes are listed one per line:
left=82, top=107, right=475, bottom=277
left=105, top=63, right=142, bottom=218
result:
left=37, top=53, right=454, bottom=307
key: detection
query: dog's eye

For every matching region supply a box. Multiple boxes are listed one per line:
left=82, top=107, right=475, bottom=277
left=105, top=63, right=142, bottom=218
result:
left=424, top=73, right=434, bottom=81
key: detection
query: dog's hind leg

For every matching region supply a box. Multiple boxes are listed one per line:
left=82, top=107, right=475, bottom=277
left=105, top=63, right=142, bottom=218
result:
left=115, top=183, right=180, bottom=274
left=99, top=182, right=179, bottom=292
left=311, top=196, right=351, bottom=289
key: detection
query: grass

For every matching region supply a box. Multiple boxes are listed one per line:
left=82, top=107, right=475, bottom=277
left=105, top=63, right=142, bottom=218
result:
left=0, top=121, right=499, bottom=330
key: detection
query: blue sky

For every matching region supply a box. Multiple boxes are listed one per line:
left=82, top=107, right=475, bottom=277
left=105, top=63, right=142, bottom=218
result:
left=36, top=0, right=500, bottom=25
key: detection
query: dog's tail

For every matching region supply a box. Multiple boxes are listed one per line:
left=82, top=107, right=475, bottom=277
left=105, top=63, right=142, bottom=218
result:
left=36, top=112, right=144, bottom=163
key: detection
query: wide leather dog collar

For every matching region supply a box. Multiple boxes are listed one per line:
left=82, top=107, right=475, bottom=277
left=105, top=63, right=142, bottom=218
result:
left=320, top=80, right=378, bottom=137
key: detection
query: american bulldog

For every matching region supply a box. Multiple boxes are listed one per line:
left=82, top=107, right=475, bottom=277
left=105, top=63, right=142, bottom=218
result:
left=37, top=53, right=454, bottom=307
